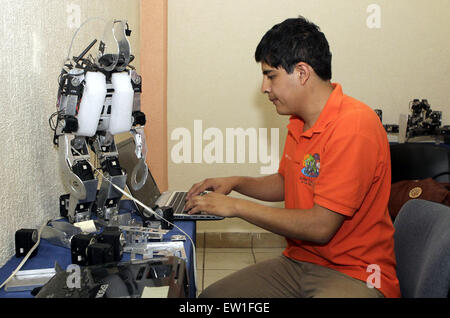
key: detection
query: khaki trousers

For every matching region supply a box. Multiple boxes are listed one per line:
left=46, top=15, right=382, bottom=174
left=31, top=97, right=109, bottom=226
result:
left=199, top=255, right=384, bottom=298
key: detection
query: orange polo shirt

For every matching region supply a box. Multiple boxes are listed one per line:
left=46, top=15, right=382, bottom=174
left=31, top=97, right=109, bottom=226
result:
left=278, top=83, right=400, bottom=298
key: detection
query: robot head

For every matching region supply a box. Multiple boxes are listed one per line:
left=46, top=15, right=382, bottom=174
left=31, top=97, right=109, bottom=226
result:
left=96, top=19, right=132, bottom=72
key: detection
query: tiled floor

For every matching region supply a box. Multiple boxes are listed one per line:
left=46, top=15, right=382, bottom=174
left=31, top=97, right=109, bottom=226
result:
left=195, top=247, right=285, bottom=296
left=193, top=232, right=286, bottom=296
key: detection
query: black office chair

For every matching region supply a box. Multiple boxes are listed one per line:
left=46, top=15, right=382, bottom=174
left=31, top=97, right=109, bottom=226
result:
left=394, top=199, right=450, bottom=298
left=390, top=143, right=450, bottom=183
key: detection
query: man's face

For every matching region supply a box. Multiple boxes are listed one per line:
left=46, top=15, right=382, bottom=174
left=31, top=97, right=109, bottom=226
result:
left=260, top=63, right=302, bottom=116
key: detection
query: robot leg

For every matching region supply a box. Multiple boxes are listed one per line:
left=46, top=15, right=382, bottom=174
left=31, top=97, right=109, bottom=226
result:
left=58, top=135, right=98, bottom=223
left=91, top=134, right=127, bottom=224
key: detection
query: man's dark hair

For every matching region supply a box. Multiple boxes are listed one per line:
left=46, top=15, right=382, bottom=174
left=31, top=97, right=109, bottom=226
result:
left=255, top=17, right=332, bottom=81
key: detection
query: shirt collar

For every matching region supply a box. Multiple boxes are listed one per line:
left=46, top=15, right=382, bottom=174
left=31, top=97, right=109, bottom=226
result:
left=287, top=83, right=344, bottom=141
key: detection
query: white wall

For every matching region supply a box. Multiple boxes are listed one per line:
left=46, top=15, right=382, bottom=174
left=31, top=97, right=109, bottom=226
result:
left=167, top=0, right=450, bottom=233
left=0, top=0, right=140, bottom=266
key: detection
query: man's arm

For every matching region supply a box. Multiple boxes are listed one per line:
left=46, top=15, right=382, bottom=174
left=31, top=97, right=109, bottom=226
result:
left=233, top=174, right=284, bottom=202
left=235, top=201, right=345, bottom=245
left=185, top=193, right=345, bottom=245
left=186, top=173, right=284, bottom=202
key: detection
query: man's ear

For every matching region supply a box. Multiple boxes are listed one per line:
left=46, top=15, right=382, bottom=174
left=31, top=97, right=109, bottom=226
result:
left=295, top=62, right=311, bottom=85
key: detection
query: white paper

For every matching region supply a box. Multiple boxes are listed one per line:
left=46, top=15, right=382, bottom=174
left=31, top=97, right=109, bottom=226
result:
left=141, top=286, right=170, bottom=298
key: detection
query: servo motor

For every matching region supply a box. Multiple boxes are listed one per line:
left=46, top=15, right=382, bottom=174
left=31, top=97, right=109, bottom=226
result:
left=15, top=229, right=38, bottom=258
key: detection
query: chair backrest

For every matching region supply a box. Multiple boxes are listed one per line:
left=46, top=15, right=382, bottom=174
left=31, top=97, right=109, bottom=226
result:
left=390, top=143, right=450, bottom=183
left=394, top=199, right=450, bottom=297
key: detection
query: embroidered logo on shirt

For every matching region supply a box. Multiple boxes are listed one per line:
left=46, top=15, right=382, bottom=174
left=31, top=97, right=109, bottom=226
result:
left=301, top=153, right=320, bottom=178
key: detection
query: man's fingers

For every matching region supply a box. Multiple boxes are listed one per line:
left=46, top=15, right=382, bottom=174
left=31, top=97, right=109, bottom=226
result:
left=186, top=182, right=203, bottom=200
left=186, top=195, right=205, bottom=214
left=188, top=205, right=202, bottom=215
left=187, top=180, right=212, bottom=200
left=184, top=194, right=203, bottom=212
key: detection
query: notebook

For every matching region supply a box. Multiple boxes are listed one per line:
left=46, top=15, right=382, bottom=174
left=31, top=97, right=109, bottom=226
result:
left=116, top=136, right=224, bottom=220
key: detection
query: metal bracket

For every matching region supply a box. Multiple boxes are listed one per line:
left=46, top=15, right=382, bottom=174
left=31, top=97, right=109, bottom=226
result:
left=120, top=225, right=168, bottom=245
left=4, top=268, right=56, bottom=292
left=124, top=241, right=186, bottom=261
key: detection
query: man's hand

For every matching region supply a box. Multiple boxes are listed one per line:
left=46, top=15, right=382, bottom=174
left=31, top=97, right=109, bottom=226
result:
left=186, top=174, right=284, bottom=203
left=184, top=192, right=241, bottom=218
left=186, top=177, right=240, bottom=201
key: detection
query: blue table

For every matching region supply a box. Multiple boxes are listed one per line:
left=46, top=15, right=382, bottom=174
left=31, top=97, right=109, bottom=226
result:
left=0, top=201, right=197, bottom=298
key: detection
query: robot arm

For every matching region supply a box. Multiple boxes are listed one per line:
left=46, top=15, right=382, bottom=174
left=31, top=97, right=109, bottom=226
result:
left=51, top=19, right=148, bottom=224
left=129, top=71, right=148, bottom=192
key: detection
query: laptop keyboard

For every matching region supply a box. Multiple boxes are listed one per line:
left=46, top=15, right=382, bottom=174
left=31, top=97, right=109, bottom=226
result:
left=168, top=192, right=188, bottom=214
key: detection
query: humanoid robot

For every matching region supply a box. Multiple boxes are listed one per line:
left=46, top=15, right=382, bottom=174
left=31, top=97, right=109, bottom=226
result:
left=50, top=19, right=148, bottom=224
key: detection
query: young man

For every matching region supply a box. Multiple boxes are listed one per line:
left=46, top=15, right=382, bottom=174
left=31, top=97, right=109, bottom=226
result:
left=184, top=17, right=400, bottom=298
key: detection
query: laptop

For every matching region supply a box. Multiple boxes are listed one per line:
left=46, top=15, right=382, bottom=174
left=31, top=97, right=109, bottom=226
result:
left=116, top=136, right=224, bottom=220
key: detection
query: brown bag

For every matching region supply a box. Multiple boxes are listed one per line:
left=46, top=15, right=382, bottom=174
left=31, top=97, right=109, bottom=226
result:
left=388, top=178, right=450, bottom=220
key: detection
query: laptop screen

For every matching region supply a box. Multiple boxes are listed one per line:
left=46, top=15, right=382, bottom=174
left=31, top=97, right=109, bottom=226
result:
left=116, top=136, right=161, bottom=212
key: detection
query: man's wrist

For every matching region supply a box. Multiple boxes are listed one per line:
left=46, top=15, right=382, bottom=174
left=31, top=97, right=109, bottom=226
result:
left=228, top=176, right=243, bottom=191
left=232, top=197, right=246, bottom=218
